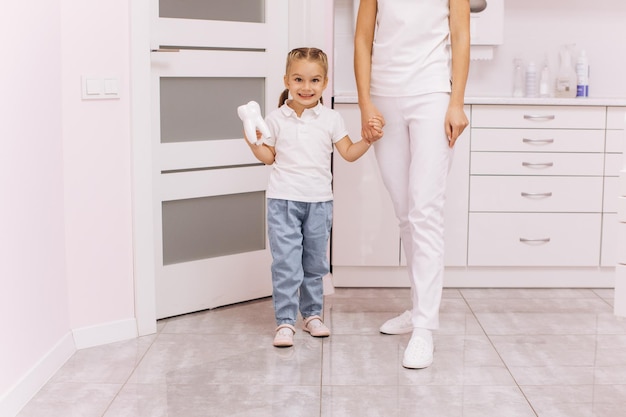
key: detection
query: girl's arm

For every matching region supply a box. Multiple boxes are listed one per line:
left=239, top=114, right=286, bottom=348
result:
left=244, top=130, right=276, bottom=165
left=446, top=0, right=471, bottom=148
left=334, top=116, right=383, bottom=162
left=354, top=0, right=385, bottom=142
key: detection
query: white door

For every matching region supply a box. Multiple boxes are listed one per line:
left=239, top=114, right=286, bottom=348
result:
left=151, top=1, right=288, bottom=319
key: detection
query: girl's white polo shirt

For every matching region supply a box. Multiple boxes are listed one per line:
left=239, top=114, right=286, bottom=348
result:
left=263, top=102, right=349, bottom=203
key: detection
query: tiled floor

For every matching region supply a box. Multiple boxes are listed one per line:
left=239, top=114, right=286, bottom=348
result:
left=17, top=287, right=626, bottom=417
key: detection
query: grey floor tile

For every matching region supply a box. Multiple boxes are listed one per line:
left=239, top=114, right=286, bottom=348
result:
left=49, top=335, right=155, bottom=384
left=129, top=332, right=323, bottom=386
left=465, top=297, right=613, bottom=314
left=490, top=334, right=597, bottom=367
left=16, top=382, right=121, bottom=417
left=460, top=288, right=599, bottom=299
left=160, top=297, right=275, bottom=335
left=16, top=287, right=626, bottom=417
left=475, top=312, right=600, bottom=336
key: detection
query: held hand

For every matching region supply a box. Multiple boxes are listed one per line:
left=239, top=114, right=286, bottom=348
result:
left=365, top=115, right=384, bottom=144
left=360, top=103, right=385, bottom=142
left=445, top=105, right=469, bottom=148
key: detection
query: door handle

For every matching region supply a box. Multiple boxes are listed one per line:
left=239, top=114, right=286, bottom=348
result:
left=523, top=138, right=555, bottom=145
left=519, top=237, right=551, bottom=244
left=523, top=114, right=556, bottom=121
left=522, top=162, right=554, bottom=168
left=151, top=48, right=180, bottom=52
left=521, top=192, right=553, bottom=198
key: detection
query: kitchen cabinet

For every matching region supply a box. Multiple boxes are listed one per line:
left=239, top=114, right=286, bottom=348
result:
left=331, top=103, right=469, bottom=286
left=468, top=105, right=605, bottom=267
left=602, top=107, right=626, bottom=266
left=331, top=101, right=624, bottom=287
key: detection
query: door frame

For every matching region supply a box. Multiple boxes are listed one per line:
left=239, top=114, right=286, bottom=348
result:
left=130, top=0, right=334, bottom=336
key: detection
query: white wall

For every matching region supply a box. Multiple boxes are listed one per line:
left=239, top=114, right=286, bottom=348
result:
left=334, top=0, right=626, bottom=98
left=60, top=0, right=135, bottom=333
left=467, top=0, right=626, bottom=97
left=0, top=0, right=70, bottom=407
left=0, top=0, right=136, bottom=414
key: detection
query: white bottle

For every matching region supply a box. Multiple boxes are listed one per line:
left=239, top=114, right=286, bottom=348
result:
left=555, top=45, right=577, bottom=98
left=539, top=61, right=550, bottom=98
left=525, top=61, right=537, bottom=98
left=576, top=50, right=589, bottom=97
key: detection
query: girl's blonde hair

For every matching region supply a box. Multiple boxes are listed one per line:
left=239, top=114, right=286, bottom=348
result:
left=279, top=47, right=328, bottom=107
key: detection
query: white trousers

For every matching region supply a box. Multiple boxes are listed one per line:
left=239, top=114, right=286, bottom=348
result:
left=372, top=93, right=453, bottom=330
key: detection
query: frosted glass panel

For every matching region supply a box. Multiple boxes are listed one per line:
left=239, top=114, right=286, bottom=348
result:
left=160, top=77, right=265, bottom=143
left=159, top=0, right=264, bottom=23
left=162, top=191, right=266, bottom=265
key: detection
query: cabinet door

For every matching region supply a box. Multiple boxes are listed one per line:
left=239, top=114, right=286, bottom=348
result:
left=472, top=105, right=606, bottom=129
left=468, top=213, right=601, bottom=266
left=470, top=176, right=603, bottom=212
left=471, top=152, right=604, bottom=176
left=331, top=104, right=400, bottom=267
left=331, top=103, right=470, bottom=268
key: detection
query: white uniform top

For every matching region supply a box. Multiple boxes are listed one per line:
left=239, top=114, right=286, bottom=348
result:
left=371, top=0, right=451, bottom=97
left=264, top=102, right=349, bottom=203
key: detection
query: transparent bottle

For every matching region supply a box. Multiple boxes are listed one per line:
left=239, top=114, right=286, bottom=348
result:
left=539, top=60, right=551, bottom=98
left=513, top=58, right=524, bottom=97
left=525, top=61, right=538, bottom=98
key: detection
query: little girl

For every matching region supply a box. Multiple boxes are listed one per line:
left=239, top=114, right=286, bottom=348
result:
left=245, top=47, right=383, bottom=347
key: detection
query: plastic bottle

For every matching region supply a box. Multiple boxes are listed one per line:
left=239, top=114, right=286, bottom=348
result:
left=512, top=59, right=524, bottom=97
left=555, top=45, right=577, bottom=98
left=539, top=61, right=550, bottom=98
left=525, top=61, right=537, bottom=98
left=576, top=50, right=589, bottom=97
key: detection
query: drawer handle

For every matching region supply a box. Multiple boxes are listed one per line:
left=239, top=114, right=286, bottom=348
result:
left=523, top=114, right=556, bottom=121
left=522, top=138, right=555, bottom=145
left=521, top=192, right=553, bottom=198
left=519, top=237, right=551, bottom=244
left=522, top=162, right=554, bottom=168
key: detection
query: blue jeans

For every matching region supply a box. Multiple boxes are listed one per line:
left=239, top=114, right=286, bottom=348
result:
left=267, top=199, right=333, bottom=326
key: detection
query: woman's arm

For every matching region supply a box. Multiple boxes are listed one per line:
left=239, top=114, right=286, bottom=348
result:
left=446, top=0, right=471, bottom=148
left=354, top=0, right=384, bottom=142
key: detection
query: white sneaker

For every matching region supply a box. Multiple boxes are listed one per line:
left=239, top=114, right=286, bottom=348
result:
left=379, top=310, right=413, bottom=335
left=402, top=335, right=433, bottom=369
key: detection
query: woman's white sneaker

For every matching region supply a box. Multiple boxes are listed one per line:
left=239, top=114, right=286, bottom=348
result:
left=379, top=310, right=413, bottom=335
left=402, top=334, right=433, bottom=369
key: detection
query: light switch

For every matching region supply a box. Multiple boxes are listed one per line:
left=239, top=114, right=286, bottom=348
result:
left=86, top=78, right=103, bottom=95
left=82, top=75, right=120, bottom=100
left=104, top=78, right=119, bottom=95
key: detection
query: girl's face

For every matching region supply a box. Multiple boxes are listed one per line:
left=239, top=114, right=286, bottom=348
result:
left=283, top=59, right=328, bottom=114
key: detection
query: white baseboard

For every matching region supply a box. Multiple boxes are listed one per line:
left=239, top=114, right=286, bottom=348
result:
left=332, top=266, right=616, bottom=288
left=72, top=318, right=138, bottom=349
left=0, top=332, right=75, bottom=417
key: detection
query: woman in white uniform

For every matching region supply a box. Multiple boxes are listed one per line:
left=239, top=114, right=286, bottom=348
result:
left=354, top=0, right=470, bottom=369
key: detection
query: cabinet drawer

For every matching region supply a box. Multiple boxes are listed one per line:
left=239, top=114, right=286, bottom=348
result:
left=471, top=128, right=605, bottom=153
left=606, top=130, right=625, bottom=153
left=468, top=213, right=601, bottom=266
left=471, top=152, right=604, bottom=176
left=470, top=176, right=602, bottom=212
left=601, top=213, right=618, bottom=266
left=472, top=105, right=606, bottom=129
left=607, top=107, right=626, bottom=129
left=604, top=177, right=618, bottom=213
left=606, top=153, right=624, bottom=177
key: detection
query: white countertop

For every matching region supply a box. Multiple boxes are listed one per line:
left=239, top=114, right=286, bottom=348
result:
left=333, top=94, right=626, bottom=107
